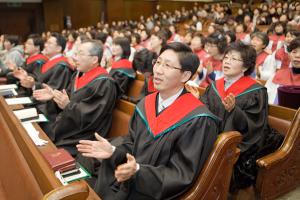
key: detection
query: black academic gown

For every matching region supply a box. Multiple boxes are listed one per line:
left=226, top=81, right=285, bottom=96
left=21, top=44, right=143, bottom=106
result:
left=24, top=53, right=48, bottom=80
left=109, top=59, right=136, bottom=95
left=200, top=76, right=269, bottom=190
left=52, top=67, right=119, bottom=156
left=34, top=56, right=74, bottom=139
left=17, top=54, right=48, bottom=96
left=95, top=91, right=219, bottom=200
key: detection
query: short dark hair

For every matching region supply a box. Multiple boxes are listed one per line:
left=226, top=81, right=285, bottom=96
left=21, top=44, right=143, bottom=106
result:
left=95, top=32, right=108, bottom=44
left=250, top=32, right=269, bottom=48
left=287, top=37, right=300, bottom=53
left=51, top=32, right=67, bottom=52
left=160, top=42, right=200, bottom=78
left=286, top=29, right=300, bottom=38
left=4, top=35, right=19, bottom=46
left=224, top=42, right=257, bottom=76
left=27, top=34, right=44, bottom=51
left=192, top=32, right=206, bottom=48
left=225, top=30, right=236, bottom=43
left=82, top=39, right=104, bottom=65
left=132, top=48, right=157, bottom=73
left=152, top=30, right=168, bottom=47
left=113, top=37, right=131, bottom=59
left=132, top=33, right=141, bottom=44
left=206, top=32, right=227, bottom=54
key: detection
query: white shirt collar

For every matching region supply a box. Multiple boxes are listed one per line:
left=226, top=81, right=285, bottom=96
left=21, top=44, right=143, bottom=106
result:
left=158, top=88, right=183, bottom=113
left=49, top=53, right=63, bottom=61
left=224, top=74, right=244, bottom=90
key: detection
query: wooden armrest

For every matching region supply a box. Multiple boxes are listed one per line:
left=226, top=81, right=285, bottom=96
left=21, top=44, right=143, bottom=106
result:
left=0, top=77, right=7, bottom=84
left=257, top=108, right=300, bottom=169
left=256, top=150, right=288, bottom=169
left=42, top=181, right=89, bottom=200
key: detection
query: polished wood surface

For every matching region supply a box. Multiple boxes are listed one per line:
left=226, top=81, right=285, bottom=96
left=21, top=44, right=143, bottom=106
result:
left=178, top=131, right=242, bottom=200
left=0, top=96, right=101, bottom=200
left=256, top=107, right=300, bottom=200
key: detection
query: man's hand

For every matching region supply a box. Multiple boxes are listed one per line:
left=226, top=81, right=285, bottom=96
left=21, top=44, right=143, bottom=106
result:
left=20, top=76, right=35, bottom=88
left=222, top=93, right=235, bottom=112
left=77, top=133, right=114, bottom=160
left=13, top=68, right=28, bottom=80
left=115, top=154, right=137, bottom=182
left=53, top=89, right=70, bottom=109
left=32, top=84, right=54, bottom=101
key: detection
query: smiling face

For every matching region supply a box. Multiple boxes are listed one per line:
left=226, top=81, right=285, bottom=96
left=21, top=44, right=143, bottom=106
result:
left=222, top=50, right=246, bottom=79
left=25, top=38, right=39, bottom=55
left=289, top=47, right=300, bottom=68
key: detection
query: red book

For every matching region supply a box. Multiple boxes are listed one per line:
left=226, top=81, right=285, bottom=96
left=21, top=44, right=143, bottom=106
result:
left=42, top=149, right=75, bottom=171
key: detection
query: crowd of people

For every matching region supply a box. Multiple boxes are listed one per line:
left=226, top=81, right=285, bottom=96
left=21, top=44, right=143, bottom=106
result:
left=0, top=1, right=299, bottom=199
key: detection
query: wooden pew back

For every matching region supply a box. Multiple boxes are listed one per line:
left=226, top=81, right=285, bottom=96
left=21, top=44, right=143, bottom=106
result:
left=126, top=73, right=145, bottom=100
left=0, top=111, right=43, bottom=200
left=178, top=131, right=242, bottom=200
left=0, top=97, right=61, bottom=194
left=0, top=97, right=101, bottom=200
left=256, top=107, right=300, bottom=200
left=108, top=99, right=136, bottom=138
left=268, top=104, right=296, bottom=136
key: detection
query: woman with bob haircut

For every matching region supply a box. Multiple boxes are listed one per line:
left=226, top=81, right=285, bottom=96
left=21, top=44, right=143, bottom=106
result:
left=189, top=42, right=269, bottom=193
left=110, top=36, right=136, bottom=94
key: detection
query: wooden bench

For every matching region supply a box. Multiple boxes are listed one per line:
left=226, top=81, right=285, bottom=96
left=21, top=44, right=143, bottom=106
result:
left=256, top=105, right=300, bottom=200
left=0, top=97, right=101, bottom=200
left=195, top=85, right=299, bottom=199
left=108, top=99, right=136, bottom=138
left=178, top=131, right=242, bottom=200
left=126, top=73, right=145, bottom=100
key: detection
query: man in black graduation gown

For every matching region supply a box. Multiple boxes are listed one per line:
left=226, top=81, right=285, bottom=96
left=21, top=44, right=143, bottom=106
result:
left=33, top=40, right=119, bottom=155
left=24, top=33, right=74, bottom=138
left=77, top=42, right=219, bottom=200
left=12, top=34, right=48, bottom=95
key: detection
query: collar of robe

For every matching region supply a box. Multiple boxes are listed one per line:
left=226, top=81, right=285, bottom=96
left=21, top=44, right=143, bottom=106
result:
left=272, top=68, right=300, bottom=86
left=41, top=56, right=70, bottom=73
left=213, top=76, right=259, bottom=99
left=26, top=54, right=48, bottom=65
left=75, top=66, right=108, bottom=90
left=147, top=75, right=157, bottom=93
left=111, top=59, right=132, bottom=69
left=256, top=51, right=269, bottom=67
left=139, top=92, right=204, bottom=137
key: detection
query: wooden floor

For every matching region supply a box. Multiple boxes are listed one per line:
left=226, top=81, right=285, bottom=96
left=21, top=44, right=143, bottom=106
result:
left=277, top=187, right=300, bottom=200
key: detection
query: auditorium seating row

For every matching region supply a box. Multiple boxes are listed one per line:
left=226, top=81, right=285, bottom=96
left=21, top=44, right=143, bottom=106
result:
left=0, top=73, right=298, bottom=199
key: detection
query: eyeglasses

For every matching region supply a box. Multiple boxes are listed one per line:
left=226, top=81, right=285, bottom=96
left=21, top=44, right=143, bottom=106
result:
left=74, top=52, right=95, bottom=57
left=152, top=59, right=182, bottom=71
left=223, top=55, right=243, bottom=63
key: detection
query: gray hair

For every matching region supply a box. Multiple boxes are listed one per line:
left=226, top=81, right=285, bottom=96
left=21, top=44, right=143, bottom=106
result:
left=82, top=39, right=104, bottom=65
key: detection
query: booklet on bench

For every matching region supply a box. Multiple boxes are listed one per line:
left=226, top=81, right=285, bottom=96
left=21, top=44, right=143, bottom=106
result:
left=13, top=107, right=39, bottom=122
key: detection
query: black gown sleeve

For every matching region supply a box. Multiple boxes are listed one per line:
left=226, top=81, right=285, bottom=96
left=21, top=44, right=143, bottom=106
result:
left=224, top=88, right=269, bottom=152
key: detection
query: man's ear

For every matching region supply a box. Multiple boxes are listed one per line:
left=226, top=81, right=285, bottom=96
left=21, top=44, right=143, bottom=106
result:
left=181, top=71, right=192, bottom=83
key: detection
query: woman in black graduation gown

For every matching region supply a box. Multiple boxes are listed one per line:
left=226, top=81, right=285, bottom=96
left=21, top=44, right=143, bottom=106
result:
left=109, top=37, right=136, bottom=95
left=197, top=42, right=269, bottom=192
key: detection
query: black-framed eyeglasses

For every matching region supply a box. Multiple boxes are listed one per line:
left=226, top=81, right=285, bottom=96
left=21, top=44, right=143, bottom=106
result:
left=223, top=55, right=243, bottom=63
left=152, top=59, right=182, bottom=71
